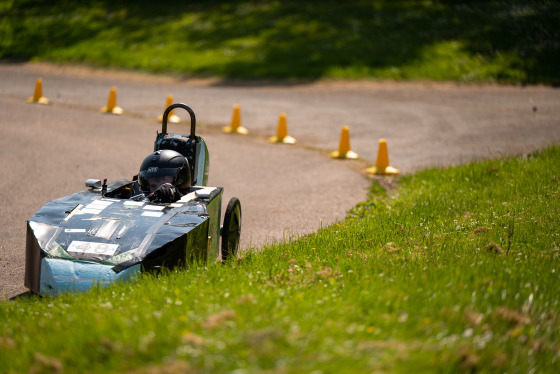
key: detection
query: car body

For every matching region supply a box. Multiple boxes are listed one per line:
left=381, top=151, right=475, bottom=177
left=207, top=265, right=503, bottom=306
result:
left=24, top=104, right=241, bottom=296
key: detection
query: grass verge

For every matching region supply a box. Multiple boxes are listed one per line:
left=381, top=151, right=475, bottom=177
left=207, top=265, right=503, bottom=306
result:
left=1, top=146, right=559, bottom=373
left=1, top=0, right=559, bottom=84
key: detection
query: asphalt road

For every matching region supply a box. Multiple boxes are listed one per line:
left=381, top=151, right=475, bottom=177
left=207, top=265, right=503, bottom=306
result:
left=1, top=63, right=559, bottom=299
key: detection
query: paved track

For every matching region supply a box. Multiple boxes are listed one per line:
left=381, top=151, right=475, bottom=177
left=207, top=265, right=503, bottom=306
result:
left=1, top=63, right=559, bottom=298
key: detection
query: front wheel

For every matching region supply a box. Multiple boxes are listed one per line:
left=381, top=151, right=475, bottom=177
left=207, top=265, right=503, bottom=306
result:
left=221, top=197, right=242, bottom=261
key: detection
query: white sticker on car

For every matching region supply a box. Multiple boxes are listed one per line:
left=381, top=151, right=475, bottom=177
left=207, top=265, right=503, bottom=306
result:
left=144, top=205, right=165, bottom=211
left=86, top=201, right=113, bottom=209
left=82, top=208, right=103, bottom=215
left=123, top=201, right=144, bottom=207
left=92, top=200, right=114, bottom=206
left=142, top=211, right=164, bottom=217
left=67, top=241, right=119, bottom=256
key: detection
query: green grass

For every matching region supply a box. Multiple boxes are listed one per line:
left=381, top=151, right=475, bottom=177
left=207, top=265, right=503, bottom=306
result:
left=1, top=0, right=559, bottom=84
left=2, top=146, right=560, bottom=373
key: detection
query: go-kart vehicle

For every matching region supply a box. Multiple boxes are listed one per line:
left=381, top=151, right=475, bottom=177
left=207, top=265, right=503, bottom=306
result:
left=24, top=103, right=242, bottom=296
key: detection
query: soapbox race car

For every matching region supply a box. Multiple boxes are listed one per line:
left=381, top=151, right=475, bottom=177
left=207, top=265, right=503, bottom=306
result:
left=24, top=103, right=242, bottom=296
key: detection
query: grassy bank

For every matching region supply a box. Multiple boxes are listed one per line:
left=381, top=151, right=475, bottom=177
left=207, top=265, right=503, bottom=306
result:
left=1, top=146, right=559, bottom=373
left=1, top=0, right=559, bottom=84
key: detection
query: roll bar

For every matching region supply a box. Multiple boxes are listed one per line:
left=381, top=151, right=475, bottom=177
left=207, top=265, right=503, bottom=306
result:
left=161, top=103, right=196, bottom=138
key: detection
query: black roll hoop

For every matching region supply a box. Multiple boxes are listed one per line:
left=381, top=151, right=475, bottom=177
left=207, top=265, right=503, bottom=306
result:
left=161, top=103, right=196, bottom=138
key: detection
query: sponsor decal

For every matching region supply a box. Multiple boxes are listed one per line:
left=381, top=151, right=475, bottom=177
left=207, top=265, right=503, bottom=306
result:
left=67, top=241, right=119, bottom=256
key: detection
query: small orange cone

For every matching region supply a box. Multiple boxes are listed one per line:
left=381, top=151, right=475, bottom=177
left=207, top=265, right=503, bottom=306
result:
left=158, top=95, right=180, bottom=123
left=330, top=126, right=358, bottom=159
left=365, top=138, right=399, bottom=175
left=27, top=78, right=49, bottom=104
left=100, top=87, right=123, bottom=115
left=223, top=105, right=249, bottom=134
left=269, top=113, right=296, bottom=144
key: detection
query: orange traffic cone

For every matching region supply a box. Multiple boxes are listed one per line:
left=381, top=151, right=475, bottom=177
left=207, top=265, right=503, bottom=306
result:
left=100, top=87, right=123, bottom=115
left=330, top=126, right=358, bottom=159
left=27, top=78, right=49, bottom=104
left=223, top=105, right=249, bottom=134
left=365, top=138, right=399, bottom=174
left=269, top=113, right=296, bottom=144
left=158, top=95, right=180, bottom=123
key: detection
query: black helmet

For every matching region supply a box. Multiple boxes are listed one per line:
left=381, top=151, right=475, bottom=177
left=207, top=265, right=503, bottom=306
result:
left=138, top=150, right=191, bottom=194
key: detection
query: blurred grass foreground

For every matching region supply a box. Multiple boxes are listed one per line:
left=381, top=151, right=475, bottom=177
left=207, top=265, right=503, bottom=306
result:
left=1, top=0, right=559, bottom=84
left=1, top=145, right=559, bottom=373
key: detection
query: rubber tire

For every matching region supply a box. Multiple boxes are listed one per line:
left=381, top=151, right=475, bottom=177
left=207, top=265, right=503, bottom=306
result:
left=221, top=197, right=242, bottom=261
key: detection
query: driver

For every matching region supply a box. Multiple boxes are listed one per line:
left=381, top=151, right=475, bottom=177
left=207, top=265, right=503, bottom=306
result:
left=137, top=149, right=192, bottom=203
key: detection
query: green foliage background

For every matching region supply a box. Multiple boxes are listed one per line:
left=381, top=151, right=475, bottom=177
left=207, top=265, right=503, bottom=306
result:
left=1, top=0, right=559, bottom=84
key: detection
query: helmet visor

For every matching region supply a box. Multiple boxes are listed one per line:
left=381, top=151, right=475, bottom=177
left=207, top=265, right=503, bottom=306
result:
left=138, top=168, right=179, bottom=193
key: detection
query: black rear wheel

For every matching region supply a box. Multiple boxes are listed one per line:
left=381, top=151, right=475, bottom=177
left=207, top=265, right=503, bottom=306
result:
left=221, top=197, right=242, bottom=261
